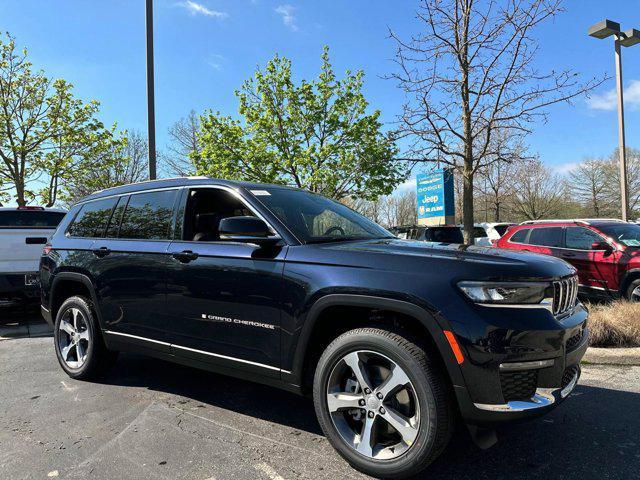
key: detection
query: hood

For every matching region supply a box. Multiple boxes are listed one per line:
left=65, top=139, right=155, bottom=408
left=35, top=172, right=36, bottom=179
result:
left=303, top=238, right=576, bottom=281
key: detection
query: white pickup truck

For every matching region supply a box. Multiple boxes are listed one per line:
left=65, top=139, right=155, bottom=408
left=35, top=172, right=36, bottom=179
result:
left=0, top=207, right=67, bottom=307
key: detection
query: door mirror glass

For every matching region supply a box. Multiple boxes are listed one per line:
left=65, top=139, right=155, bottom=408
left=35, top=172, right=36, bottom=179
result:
left=219, top=216, right=276, bottom=243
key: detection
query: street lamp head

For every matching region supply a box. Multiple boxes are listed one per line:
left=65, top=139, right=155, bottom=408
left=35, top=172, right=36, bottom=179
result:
left=620, top=29, right=640, bottom=48
left=588, top=19, right=621, bottom=39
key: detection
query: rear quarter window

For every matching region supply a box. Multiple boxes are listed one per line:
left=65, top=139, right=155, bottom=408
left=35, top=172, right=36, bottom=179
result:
left=0, top=211, right=66, bottom=229
left=509, top=228, right=528, bottom=243
left=68, top=198, right=118, bottom=238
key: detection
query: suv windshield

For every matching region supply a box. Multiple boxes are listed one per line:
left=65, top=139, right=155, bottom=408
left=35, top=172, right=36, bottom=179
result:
left=251, top=187, right=393, bottom=243
left=598, top=223, right=640, bottom=247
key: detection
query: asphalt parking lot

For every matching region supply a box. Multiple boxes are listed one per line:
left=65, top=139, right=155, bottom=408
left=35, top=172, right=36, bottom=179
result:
left=1, top=313, right=639, bottom=480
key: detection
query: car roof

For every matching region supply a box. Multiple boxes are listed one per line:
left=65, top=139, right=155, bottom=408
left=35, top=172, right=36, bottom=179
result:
left=79, top=176, right=301, bottom=203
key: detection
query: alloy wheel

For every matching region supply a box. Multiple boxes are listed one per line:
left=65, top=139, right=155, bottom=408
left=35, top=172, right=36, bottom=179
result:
left=326, top=350, right=421, bottom=460
left=57, top=307, right=91, bottom=369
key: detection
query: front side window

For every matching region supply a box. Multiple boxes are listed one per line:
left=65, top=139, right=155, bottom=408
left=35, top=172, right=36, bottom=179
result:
left=253, top=188, right=393, bottom=243
left=119, top=190, right=178, bottom=240
left=597, top=223, right=640, bottom=248
left=68, top=198, right=118, bottom=238
left=528, top=227, right=563, bottom=247
left=565, top=227, right=604, bottom=250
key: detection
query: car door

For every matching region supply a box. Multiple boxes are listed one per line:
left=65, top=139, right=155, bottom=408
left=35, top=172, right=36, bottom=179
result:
left=525, top=227, right=564, bottom=257
left=164, top=186, right=286, bottom=377
left=561, top=226, right=619, bottom=291
left=91, top=189, right=180, bottom=346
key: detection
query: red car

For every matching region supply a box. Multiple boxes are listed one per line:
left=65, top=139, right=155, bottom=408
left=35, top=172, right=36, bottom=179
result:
left=496, top=219, right=640, bottom=301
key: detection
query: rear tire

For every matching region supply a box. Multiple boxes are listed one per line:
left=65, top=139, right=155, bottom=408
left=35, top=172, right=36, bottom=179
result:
left=53, top=296, right=118, bottom=380
left=313, top=327, right=453, bottom=479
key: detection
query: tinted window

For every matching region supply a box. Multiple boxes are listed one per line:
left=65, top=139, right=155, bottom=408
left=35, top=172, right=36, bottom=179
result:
left=494, top=224, right=513, bottom=236
left=0, top=210, right=65, bottom=228
left=254, top=188, right=392, bottom=243
left=425, top=227, right=463, bottom=243
left=68, top=199, right=117, bottom=237
left=597, top=223, right=640, bottom=248
left=528, top=227, right=563, bottom=247
left=472, top=227, right=487, bottom=238
left=509, top=229, right=528, bottom=243
left=119, top=190, right=178, bottom=240
left=565, top=227, right=603, bottom=250
left=105, top=196, right=128, bottom=238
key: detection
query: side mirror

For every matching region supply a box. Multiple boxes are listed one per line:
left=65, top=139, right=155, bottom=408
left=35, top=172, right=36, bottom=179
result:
left=591, top=241, right=612, bottom=252
left=218, top=216, right=279, bottom=245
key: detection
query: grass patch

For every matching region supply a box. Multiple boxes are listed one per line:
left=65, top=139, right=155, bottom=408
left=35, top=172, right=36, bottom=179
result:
left=586, top=300, right=640, bottom=348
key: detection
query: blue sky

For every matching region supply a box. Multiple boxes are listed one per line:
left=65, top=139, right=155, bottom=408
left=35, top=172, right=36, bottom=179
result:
left=1, top=0, right=639, bottom=195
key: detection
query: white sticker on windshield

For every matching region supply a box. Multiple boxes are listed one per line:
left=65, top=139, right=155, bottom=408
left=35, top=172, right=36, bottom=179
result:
left=251, top=190, right=271, bottom=196
left=624, top=239, right=640, bottom=246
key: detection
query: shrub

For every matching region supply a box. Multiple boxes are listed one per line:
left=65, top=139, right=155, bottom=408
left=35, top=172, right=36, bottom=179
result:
left=586, top=300, right=640, bottom=348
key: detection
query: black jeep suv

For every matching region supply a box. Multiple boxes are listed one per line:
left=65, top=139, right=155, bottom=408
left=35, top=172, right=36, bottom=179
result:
left=40, top=178, right=588, bottom=479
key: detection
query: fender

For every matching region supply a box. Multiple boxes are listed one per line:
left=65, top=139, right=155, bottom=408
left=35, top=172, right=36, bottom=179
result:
left=283, top=294, right=466, bottom=389
left=620, top=268, right=640, bottom=295
left=50, top=271, right=105, bottom=327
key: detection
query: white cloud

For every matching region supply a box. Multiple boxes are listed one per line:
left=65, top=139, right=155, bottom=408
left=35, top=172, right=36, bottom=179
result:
left=586, top=79, right=640, bottom=111
left=394, top=177, right=417, bottom=193
left=551, top=161, right=581, bottom=174
left=177, top=1, right=228, bottom=19
left=207, top=53, right=226, bottom=71
left=275, top=4, right=298, bottom=31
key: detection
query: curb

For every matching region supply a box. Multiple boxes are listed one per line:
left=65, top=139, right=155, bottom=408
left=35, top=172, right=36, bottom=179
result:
left=582, top=347, right=640, bottom=366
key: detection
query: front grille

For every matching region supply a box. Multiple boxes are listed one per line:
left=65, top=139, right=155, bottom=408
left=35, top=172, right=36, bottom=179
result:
left=500, top=370, right=538, bottom=402
left=566, top=330, right=583, bottom=352
left=562, top=365, right=579, bottom=389
left=552, top=276, right=578, bottom=317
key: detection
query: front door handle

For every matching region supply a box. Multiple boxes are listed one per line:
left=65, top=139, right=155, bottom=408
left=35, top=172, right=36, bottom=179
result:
left=92, top=246, right=111, bottom=258
left=172, top=250, right=199, bottom=263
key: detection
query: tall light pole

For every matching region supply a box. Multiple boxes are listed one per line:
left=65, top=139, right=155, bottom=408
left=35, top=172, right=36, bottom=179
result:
left=589, top=20, right=640, bottom=221
left=146, top=0, right=157, bottom=180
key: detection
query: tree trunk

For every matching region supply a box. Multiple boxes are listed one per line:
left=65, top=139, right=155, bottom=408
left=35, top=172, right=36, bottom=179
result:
left=495, top=201, right=500, bottom=222
left=462, top=166, right=474, bottom=244
left=15, top=179, right=26, bottom=207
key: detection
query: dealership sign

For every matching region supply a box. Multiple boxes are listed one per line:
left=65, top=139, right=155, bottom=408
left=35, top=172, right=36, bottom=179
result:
left=416, top=169, right=455, bottom=225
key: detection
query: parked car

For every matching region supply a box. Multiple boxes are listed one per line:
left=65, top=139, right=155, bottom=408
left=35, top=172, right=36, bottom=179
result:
left=0, top=206, right=66, bottom=307
left=496, top=218, right=640, bottom=301
left=403, top=225, right=464, bottom=243
left=40, top=178, right=588, bottom=479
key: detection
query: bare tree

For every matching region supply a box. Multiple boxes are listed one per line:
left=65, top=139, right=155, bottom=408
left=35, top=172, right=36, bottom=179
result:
left=390, top=0, right=605, bottom=242
left=511, top=158, right=563, bottom=219
left=476, top=155, right=520, bottom=222
left=381, top=190, right=417, bottom=227
left=164, top=110, right=201, bottom=176
left=567, top=158, right=612, bottom=217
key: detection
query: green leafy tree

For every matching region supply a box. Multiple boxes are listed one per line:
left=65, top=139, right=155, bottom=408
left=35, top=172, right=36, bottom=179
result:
left=195, top=47, right=405, bottom=200
left=0, top=32, right=116, bottom=206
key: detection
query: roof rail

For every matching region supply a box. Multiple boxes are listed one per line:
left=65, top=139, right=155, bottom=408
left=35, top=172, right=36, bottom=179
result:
left=519, top=218, right=625, bottom=226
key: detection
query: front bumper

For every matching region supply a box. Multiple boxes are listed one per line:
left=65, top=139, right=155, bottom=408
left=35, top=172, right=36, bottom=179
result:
left=451, top=302, right=589, bottom=425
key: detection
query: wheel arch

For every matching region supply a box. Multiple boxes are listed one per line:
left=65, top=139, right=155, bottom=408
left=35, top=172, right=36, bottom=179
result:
left=50, top=272, right=103, bottom=327
left=620, top=268, right=640, bottom=298
left=286, top=294, right=465, bottom=394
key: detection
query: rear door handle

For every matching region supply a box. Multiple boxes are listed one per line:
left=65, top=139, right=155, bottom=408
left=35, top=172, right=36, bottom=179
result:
left=92, top=246, right=111, bottom=258
left=172, top=250, right=199, bottom=263
left=563, top=252, right=576, bottom=258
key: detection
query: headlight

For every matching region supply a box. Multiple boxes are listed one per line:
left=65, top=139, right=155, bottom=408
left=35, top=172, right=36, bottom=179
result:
left=457, top=281, right=552, bottom=306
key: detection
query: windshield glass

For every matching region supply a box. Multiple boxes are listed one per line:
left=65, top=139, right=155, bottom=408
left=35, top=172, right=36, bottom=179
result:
left=425, top=227, right=463, bottom=243
left=598, top=223, right=640, bottom=247
left=251, top=188, right=393, bottom=243
left=0, top=210, right=65, bottom=228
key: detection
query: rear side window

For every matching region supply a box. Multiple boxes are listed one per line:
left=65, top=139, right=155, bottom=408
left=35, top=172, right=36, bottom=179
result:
left=565, top=227, right=603, bottom=250
left=509, top=229, right=528, bottom=243
left=68, top=198, right=118, bottom=238
left=119, top=190, right=178, bottom=240
left=0, top=210, right=65, bottom=228
left=528, top=227, right=563, bottom=247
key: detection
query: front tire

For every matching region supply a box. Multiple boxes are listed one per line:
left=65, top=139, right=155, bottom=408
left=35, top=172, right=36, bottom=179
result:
left=313, top=327, right=453, bottom=479
left=625, top=278, right=640, bottom=302
left=54, top=295, right=117, bottom=380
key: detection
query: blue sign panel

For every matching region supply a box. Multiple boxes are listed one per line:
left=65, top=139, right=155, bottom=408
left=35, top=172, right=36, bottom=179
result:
left=416, top=169, right=455, bottom=222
